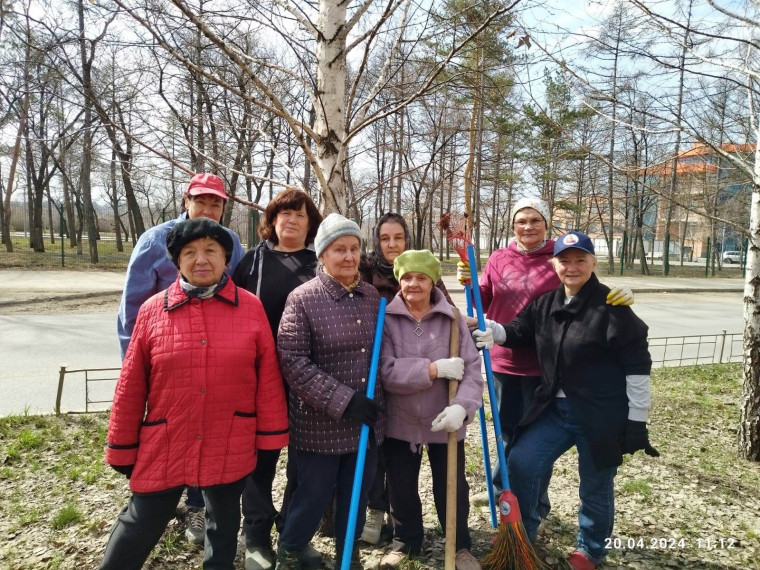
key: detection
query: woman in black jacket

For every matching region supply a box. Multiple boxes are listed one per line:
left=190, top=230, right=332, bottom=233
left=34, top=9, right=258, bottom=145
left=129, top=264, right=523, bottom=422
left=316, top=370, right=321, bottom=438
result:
left=473, top=231, right=658, bottom=570
left=232, top=189, right=322, bottom=570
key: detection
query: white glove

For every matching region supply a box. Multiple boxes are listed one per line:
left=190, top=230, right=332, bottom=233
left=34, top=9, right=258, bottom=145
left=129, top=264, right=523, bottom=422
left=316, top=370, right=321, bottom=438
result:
left=472, top=319, right=506, bottom=349
left=434, top=357, right=464, bottom=381
left=607, top=285, right=634, bottom=306
left=431, top=404, right=467, bottom=432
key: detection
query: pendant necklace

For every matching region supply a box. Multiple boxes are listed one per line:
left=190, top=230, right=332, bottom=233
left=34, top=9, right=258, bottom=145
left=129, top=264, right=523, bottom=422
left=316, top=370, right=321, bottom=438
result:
left=413, top=319, right=423, bottom=337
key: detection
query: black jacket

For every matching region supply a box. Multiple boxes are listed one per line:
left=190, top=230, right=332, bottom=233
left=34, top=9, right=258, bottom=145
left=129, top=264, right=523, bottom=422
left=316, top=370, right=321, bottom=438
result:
left=502, top=273, right=651, bottom=469
left=232, top=240, right=318, bottom=339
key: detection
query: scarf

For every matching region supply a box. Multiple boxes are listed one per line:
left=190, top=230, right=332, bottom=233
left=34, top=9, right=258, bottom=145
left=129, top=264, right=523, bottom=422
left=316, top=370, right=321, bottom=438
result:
left=179, top=273, right=229, bottom=299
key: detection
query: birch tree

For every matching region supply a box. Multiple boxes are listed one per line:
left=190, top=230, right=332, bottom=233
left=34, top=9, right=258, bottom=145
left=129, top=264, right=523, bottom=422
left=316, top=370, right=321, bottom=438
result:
left=112, top=0, right=522, bottom=215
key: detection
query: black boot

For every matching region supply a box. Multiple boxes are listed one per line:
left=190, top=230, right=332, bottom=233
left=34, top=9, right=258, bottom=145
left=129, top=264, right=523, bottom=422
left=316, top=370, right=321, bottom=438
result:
left=275, top=545, right=302, bottom=570
left=335, top=539, right=362, bottom=570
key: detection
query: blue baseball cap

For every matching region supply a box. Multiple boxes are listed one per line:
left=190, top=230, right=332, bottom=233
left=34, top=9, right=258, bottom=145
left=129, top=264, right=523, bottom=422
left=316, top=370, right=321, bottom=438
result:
left=553, top=231, right=595, bottom=256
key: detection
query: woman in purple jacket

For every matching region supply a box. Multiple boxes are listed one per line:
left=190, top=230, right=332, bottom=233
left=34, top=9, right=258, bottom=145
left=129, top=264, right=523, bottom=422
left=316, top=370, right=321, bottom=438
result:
left=276, top=214, right=382, bottom=570
left=378, top=250, right=483, bottom=570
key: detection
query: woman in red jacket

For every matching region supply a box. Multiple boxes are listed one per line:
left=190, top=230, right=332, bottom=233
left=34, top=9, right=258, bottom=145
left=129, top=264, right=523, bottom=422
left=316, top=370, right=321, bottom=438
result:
left=100, top=218, right=289, bottom=570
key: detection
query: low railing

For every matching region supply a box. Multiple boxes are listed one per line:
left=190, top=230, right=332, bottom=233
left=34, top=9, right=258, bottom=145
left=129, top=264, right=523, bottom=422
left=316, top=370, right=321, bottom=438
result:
left=648, top=330, right=742, bottom=368
left=53, top=331, right=744, bottom=414
left=55, top=366, right=121, bottom=415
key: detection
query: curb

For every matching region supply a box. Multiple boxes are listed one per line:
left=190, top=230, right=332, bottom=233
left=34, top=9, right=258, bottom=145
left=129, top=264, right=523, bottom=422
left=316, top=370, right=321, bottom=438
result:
left=631, top=288, right=744, bottom=294
left=0, top=290, right=123, bottom=308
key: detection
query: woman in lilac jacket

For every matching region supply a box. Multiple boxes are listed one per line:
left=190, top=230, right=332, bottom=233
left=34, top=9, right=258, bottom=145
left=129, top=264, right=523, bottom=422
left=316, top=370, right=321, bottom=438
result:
left=378, top=250, right=483, bottom=570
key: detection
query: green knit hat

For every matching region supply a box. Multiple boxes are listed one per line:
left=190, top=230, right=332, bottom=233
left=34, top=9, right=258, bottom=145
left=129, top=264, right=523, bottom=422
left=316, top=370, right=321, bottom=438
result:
left=393, top=250, right=441, bottom=283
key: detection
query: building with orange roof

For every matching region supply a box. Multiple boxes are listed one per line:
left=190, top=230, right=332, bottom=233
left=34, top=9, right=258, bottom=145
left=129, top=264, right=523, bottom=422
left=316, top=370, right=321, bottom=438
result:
left=640, top=142, right=754, bottom=260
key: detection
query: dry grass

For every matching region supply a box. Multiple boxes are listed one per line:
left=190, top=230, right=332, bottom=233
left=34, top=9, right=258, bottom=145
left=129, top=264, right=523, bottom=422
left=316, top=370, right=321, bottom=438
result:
left=0, top=365, right=758, bottom=569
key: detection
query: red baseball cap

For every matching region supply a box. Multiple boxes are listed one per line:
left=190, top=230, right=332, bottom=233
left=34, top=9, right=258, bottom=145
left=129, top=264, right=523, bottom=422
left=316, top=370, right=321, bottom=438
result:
left=186, top=173, right=228, bottom=200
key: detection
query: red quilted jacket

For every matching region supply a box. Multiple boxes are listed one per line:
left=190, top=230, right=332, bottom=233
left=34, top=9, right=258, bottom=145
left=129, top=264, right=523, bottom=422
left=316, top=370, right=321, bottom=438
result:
left=106, top=277, right=289, bottom=493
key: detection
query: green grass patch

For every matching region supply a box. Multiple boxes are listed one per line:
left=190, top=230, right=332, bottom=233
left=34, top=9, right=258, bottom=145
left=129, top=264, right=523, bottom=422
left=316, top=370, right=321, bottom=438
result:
left=17, top=428, right=45, bottom=450
left=620, top=478, right=652, bottom=497
left=0, top=235, right=133, bottom=270
left=50, top=503, right=83, bottom=529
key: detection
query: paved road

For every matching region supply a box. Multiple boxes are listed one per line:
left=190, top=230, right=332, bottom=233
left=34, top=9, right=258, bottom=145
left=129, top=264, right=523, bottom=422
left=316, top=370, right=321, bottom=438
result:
left=0, top=290, right=744, bottom=416
left=0, top=314, right=122, bottom=416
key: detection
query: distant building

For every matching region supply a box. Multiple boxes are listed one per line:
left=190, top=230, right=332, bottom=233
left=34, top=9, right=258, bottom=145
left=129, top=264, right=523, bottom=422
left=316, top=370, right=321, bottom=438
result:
left=643, top=142, right=754, bottom=259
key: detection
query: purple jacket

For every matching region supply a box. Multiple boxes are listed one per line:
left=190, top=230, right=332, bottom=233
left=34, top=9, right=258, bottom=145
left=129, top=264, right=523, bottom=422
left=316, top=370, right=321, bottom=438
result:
left=278, top=271, right=384, bottom=454
left=380, top=288, right=483, bottom=445
left=479, top=240, right=559, bottom=376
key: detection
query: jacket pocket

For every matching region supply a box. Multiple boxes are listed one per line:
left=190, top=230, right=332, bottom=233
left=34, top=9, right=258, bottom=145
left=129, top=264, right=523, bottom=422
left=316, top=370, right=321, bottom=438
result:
left=133, top=418, right=169, bottom=485
left=221, top=411, right=258, bottom=478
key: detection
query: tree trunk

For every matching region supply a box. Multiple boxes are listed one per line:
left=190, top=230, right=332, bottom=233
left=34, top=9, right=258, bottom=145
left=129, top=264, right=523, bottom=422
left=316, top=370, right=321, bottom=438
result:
left=78, top=0, right=98, bottom=263
left=606, top=34, right=620, bottom=274
left=663, top=0, right=692, bottom=276
left=739, top=137, right=760, bottom=460
left=3, top=93, right=29, bottom=252
left=110, top=148, right=123, bottom=252
left=313, top=0, right=349, bottom=214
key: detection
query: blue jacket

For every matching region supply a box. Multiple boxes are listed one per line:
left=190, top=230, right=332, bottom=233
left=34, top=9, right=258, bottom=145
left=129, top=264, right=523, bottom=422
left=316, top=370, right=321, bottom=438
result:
left=117, top=212, right=245, bottom=357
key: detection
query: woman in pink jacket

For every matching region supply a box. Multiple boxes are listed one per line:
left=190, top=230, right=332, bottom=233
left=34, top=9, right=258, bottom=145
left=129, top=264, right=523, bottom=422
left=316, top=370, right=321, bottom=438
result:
left=100, top=218, right=289, bottom=570
left=458, top=198, right=633, bottom=513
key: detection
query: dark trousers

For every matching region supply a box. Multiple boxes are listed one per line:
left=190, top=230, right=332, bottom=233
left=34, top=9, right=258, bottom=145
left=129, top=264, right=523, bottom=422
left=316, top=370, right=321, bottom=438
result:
left=186, top=485, right=205, bottom=509
left=492, top=372, right=551, bottom=518
left=384, top=437, right=471, bottom=555
left=279, top=445, right=377, bottom=552
left=99, top=477, right=246, bottom=570
left=242, top=446, right=298, bottom=547
left=366, top=442, right=389, bottom=512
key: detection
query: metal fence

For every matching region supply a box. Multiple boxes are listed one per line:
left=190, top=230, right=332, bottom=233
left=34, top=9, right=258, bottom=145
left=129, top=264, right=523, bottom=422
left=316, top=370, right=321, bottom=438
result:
left=1, top=200, right=258, bottom=269
left=55, top=366, right=121, bottom=415
left=649, top=330, right=742, bottom=368
left=53, top=331, right=744, bottom=415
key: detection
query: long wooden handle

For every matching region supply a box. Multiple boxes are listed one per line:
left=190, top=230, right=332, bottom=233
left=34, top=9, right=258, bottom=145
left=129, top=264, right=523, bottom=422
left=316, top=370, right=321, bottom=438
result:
left=445, top=307, right=460, bottom=570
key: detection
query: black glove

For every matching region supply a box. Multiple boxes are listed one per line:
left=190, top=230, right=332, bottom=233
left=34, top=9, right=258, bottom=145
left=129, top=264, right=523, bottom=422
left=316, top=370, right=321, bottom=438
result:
left=621, top=420, right=660, bottom=457
left=111, top=464, right=134, bottom=479
left=343, top=392, right=383, bottom=428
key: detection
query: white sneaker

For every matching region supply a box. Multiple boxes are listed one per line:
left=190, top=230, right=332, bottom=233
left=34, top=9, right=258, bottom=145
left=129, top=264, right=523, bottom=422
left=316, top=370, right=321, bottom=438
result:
left=245, top=546, right=275, bottom=570
left=360, top=508, right=383, bottom=545
left=184, top=506, right=205, bottom=544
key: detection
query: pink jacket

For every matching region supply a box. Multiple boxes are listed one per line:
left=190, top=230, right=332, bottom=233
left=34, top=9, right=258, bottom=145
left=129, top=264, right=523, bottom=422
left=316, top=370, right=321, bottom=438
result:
left=380, top=288, right=483, bottom=445
left=478, top=240, right=559, bottom=376
left=106, top=277, right=288, bottom=493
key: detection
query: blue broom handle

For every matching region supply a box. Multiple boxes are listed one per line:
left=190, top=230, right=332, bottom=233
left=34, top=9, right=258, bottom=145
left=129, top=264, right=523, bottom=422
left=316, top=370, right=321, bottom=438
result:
left=467, top=284, right=497, bottom=528
left=342, top=297, right=387, bottom=570
left=467, top=245, right=511, bottom=492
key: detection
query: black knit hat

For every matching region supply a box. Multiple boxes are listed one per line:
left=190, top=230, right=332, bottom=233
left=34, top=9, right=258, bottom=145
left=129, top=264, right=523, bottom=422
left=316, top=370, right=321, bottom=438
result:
left=166, top=218, right=234, bottom=268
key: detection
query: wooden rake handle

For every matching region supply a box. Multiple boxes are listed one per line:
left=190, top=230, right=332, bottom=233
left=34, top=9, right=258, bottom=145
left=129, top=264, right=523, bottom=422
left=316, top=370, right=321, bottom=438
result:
left=445, top=307, right=461, bottom=570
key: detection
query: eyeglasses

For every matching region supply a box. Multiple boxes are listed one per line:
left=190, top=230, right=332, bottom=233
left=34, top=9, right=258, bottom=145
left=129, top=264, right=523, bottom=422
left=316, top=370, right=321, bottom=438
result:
left=514, top=218, right=544, bottom=227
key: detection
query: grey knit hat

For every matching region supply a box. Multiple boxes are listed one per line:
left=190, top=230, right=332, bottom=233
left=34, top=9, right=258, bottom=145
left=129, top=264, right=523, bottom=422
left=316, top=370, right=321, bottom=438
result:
left=314, top=213, right=362, bottom=257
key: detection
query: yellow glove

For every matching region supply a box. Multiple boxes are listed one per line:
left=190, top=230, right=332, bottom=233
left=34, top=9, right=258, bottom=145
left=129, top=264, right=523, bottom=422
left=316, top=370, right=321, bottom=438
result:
left=456, top=261, right=471, bottom=286
left=606, top=286, right=634, bottom=306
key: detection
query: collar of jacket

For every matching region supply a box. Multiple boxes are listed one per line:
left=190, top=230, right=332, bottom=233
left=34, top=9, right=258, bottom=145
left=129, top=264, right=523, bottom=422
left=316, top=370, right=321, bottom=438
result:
left=317, top=270, right=373, bottom=301
left=386, top=287, right=455, bottom=322
left=549, top=272, right=600, bottom=321
left=163, top=275, right=239, bottom=312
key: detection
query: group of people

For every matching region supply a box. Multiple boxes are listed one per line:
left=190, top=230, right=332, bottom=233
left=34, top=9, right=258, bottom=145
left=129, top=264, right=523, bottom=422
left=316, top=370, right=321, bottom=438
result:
left=100, top=173, right=659, bottom=570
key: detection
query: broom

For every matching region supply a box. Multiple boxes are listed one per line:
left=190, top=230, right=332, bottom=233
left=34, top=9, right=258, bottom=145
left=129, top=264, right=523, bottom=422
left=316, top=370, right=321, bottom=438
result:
left=466, top=244, right=543, bottom=570
left=440, top=214, right=497, bottom=529
left=341, top=297, right=387, bottom=570
left=445, top=306, right=461, bottom=570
